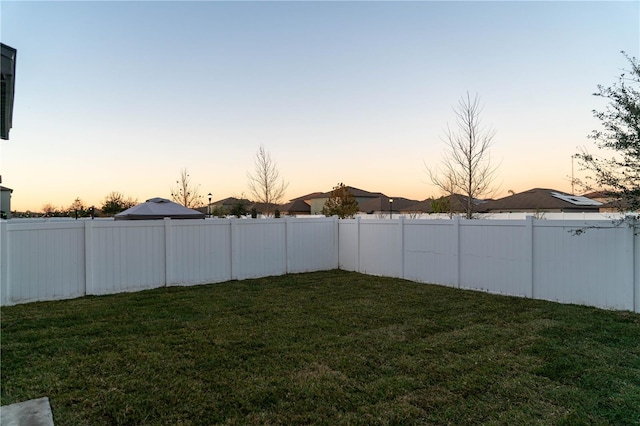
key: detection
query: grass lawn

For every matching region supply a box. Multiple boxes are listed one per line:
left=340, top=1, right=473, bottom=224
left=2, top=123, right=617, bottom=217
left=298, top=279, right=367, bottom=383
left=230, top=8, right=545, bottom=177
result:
left=1, top=270, right=639, bottom=425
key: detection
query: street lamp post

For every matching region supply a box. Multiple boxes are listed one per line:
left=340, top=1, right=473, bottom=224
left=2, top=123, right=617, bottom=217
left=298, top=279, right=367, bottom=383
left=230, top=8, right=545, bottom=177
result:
left=208, top=193, right=212, bottom=218
left=389, top=198, right=393, bottom=219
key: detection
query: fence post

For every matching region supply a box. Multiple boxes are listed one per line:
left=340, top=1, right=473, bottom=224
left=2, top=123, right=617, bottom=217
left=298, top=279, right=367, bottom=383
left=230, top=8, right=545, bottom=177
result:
left=526, top=215, right=534, bottom=298
left=230, top=219, right=238, bottom=280
left=285, top=217, right=292, bottom=274
left=356, top=216, right=361, bottom=273
left=398, top=216, right=405, bottom=279
left=453, top=215, right=460, bottom=288
left=631, top=216, right=639, bottom=313
left=84, top=220, right=94, bottom=296
left=0, top=221, right=8, bottom=305
left=333, top=216, right=339, bottom=269
left=164, top=218, right=173, bottom=287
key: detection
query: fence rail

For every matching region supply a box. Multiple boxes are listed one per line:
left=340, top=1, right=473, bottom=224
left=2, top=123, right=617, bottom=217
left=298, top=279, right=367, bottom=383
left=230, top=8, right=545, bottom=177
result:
left=1, top=216, right=638, bottom=313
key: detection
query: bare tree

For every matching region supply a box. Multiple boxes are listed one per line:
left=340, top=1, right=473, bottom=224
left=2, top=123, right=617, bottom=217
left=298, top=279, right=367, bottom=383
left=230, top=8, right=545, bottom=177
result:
left=247, top=145, right=288, bottom=217
left=426, top=92, right=499, bottom=219
left=41, top=203, right=61, bottom=217
left=170, top=168, right=203, bottom=208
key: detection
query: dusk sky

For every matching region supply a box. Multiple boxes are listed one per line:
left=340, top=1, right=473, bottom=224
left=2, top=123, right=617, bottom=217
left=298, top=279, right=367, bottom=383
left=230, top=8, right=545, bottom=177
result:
left=1, top=1, right=638, bottom=212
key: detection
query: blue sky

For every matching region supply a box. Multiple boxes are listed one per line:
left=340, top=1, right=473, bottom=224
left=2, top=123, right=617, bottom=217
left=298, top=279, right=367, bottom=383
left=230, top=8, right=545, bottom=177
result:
left=1, top=1, right=638, bottom=211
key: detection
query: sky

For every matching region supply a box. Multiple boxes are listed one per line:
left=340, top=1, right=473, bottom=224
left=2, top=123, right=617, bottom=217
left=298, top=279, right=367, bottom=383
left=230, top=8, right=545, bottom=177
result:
left=1, top=0, right=638, bottom=212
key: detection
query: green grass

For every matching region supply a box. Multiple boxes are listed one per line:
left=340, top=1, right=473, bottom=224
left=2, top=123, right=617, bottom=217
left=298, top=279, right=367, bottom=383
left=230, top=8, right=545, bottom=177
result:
left=2, top=270, right=639, bottom=425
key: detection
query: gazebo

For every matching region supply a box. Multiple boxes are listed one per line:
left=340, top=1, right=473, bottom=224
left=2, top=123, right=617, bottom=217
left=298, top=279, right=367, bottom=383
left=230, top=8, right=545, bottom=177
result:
left=114, top=197, right=205, bottom=220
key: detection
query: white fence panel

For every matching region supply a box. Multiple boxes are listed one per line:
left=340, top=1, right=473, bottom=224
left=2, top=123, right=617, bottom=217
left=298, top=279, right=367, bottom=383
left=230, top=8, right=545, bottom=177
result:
left=90, top=221, right=166, bottom=295
left=532, top=220, right=633, bottom=311
left=338, top=217, right=639, bottom=313
left=170, top=220, right=232, bottom=286
left=403, top=219, right=458, bottom=287
left=286, top=217, right=337, bottom=273
left=6, top=222, right=85, bottom=303
left=1, top=217, right=637, bottom=313
left=338, top=220, right=359, bottom=271
left=460, top=220, right=532, bottom=297
left=358, top=220, right=401, bottom=278
left=232, top=220, right=287, bottom=280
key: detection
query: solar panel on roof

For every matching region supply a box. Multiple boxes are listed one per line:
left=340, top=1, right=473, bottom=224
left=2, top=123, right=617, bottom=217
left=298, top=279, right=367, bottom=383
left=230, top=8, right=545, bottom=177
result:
left=550, top=192, right=602, bottom=206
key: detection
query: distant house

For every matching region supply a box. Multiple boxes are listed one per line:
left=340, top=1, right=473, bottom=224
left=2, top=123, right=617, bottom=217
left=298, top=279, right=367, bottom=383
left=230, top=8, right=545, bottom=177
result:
left=582, top=191, right=633, bottom=213
left=207, top=197, right=252, bottom=213
left=305, top=187, right=384, bottom=215
left=358, top=196, right=419, bottom=215
left=198, top=197, right=281, bottom=217
left=0, top=186, right=12, bottom=219
left=278, top=192, right=321, bottom=216
left=251, top=202, right=281, bottom=216
left=402, top=199, right=435, bottom=215
left=478, top=188, right=602, bottom=213
left=280, top=199, right=311, bottom=216
left=403, top=194, right=488, bottom=216
left=582, top=191, right=613, bottom=204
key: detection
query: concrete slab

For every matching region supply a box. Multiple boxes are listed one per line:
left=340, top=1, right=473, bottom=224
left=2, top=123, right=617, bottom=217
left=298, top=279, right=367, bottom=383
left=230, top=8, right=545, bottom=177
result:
left=0, top=397, right=54, bottom=426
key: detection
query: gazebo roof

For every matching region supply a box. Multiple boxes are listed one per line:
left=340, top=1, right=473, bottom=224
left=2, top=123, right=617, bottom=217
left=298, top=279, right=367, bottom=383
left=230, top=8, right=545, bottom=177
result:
left=114, top=197, right=205, bottom=220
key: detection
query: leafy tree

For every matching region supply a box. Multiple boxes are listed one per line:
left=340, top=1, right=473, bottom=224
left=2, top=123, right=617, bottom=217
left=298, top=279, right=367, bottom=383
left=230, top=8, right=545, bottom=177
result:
left=576, top=52, right=640, bottom=211
left=170, top=168, right=203, bottom=208
left=322, top=183, right=359, bottom=219
left=101, top=191, right=137, bottom=216
left=229, top=198, right=248, bottom=218
left=426, top=92, right=499, bottom=219
left=65, top=198, right=96, bottom=218
left=67, top=198, right=85, bottom=217
left=247, top=145, right=288, bottom=217
left=211, top=205, right=228, bottom=218
left=430, top=197, right=452, bottom=216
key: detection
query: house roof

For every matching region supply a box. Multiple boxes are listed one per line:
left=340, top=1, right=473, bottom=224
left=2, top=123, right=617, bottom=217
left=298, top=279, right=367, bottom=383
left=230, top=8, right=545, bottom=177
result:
left=115, top=197, right=205, bottom=220
left=358, top=196, right=419, bottom=214
left=0, top=185, right=12, bottom=193
left=582, top=190, right=611, bottom=199
left=478, top=188, right=602, bottom=212
left=403, top=194, right=486, bottom=213
left=211, top=197, right=252, bottom=206
left=307, top=186, right=384, bottom=200
left=280, top=199, right=311, bottom=214
left=288, top=192, right=323, bottom=202
left=403, top=199, right=434, bottom=213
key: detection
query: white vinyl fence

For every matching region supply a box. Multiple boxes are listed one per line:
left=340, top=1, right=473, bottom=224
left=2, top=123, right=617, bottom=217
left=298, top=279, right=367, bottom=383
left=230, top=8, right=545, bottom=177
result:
left=0, top=217, right=338, bottom=305
left=1, top=216, right=638, bottom=313
left=339, top=216, right=640, bottom=313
